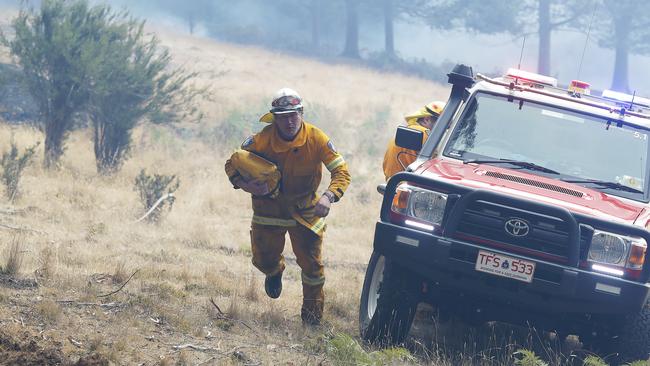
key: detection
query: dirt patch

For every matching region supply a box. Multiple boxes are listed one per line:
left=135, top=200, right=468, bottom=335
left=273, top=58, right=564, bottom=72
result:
left=0, top=326, right=65, bottom=366
left=0, top=274, right=38, bottom=290
left=0, top=326, right=112, bottom=366
left=74, top=353, right=110, bottom=366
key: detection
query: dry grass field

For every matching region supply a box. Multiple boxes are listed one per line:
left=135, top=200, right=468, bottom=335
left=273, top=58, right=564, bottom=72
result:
left=0, top=9, right=474, bottom=365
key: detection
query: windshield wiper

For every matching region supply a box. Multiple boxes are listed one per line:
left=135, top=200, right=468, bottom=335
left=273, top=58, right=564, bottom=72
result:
left=463, top=159, right=560, bottom=175
left=561, top=178, right=644, bottom=194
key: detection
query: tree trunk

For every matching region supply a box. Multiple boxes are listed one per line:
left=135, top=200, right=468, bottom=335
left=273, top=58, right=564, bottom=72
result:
left=537, top=0, right=551, bottom=75
left=43, top=115, right=67, bottom=169
left=383, top=0, right=395, bottom=57
left=94, top=119, right=125, bottom=175
left=611, top=17, right=630, bottom=93
left=187, top=14, right=195, bottom=34
left=342, top=0, right=360, bottom=58
left=311, top=0, right=321, bottom=50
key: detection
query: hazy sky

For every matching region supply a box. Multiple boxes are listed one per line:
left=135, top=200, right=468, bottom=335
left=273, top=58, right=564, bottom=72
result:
left=2, top=0, right=648, bottom=96
left=392, top=23, right=650, bottom=96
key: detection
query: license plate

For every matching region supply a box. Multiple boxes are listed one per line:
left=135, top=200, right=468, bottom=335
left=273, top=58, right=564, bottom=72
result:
left=475, top=250, right=536, bottom=283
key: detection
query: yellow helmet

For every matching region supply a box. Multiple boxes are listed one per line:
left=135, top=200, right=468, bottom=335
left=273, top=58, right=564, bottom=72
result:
left=229, top=149, right=281, bottom=198
left=404, top=101, right=446, bottom=126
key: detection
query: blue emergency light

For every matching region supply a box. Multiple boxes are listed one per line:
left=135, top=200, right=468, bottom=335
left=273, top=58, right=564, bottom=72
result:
left=602, top=90, right=650, bottom=109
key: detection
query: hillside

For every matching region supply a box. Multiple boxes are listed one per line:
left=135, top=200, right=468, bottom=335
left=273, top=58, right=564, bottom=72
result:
left=0, top=9, right=457, bottom=366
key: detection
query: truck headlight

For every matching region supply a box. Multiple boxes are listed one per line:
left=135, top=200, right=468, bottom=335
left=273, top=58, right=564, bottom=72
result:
left=391, top=183, right=448, bottom=230
left=588, top=230, right=647, bottom=271
left=410, top=189, right=448, bottom=224
left=589, top=231, right=628, bottom=265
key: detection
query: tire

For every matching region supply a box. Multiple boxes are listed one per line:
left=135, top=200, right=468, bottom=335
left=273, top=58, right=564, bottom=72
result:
left=359, top=252, right=420, bottom=345
left=584, top=302, right=650, bottom=363
left=611, top=301, right=650, bottom=362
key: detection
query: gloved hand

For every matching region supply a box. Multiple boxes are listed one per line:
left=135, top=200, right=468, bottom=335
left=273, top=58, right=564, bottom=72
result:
left=314, top=194, right=331, bottom=217
left=237, top=178, right=270, bottom=196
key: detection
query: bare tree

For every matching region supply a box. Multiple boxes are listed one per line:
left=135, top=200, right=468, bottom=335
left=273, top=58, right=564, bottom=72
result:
left=594, top=0, right=650, bottom=92
left=341, top=0, right=360, bottom=58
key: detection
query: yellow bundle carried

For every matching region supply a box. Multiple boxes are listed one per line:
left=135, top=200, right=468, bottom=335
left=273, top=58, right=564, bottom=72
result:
left=229, top=149, right=281, bottom=198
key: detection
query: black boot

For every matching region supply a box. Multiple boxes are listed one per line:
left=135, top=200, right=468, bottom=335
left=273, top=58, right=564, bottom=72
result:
left=264, top=272, right=283, bottom=299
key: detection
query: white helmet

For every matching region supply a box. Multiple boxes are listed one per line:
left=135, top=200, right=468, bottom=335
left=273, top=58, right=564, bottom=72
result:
left=270, top=87, right=303, bottom=114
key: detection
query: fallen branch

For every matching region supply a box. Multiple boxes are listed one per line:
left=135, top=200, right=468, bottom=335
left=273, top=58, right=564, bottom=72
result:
left=209, top=297, right=255, bottom=332
left=68, top=337, right=83, bottom=348
left=0, top=222, right=46, bottom=234
left=173, top=343, right=220, bottom=352
left=97, top=269, right=140, bottom=298
left=56, top=300, right=124, bottom=308
left=209, top=297, right=225, bottom=315
left=197, top=356, right=217, bottom=366
left=133, top=193, right=174, bottom=223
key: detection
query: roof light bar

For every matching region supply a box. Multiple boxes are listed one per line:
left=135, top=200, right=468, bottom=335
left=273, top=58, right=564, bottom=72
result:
left=505, top=68, right=558, bottom=87
left=602, top=90, right=650, bottom=108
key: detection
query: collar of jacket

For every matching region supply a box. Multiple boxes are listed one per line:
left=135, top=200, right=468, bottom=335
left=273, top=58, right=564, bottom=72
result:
left=271, top=122, right=308, bottom=153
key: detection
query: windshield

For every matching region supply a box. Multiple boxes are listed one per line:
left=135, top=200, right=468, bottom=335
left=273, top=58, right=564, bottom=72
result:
left=444, top=92, right=650, bottom=201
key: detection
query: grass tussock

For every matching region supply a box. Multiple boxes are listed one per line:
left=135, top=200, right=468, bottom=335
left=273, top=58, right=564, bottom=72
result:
left=35, top=246, right=56, bottom=280
left=325, top=332, right=415, bottom=366
left=245, top=272, right=259, bottom=302
left=112, top=261, right=129, bottom=284
left=260, top=302, right=285, bottom=329
left=227, top=290, right=245, bottom=321
left=36, top=299, right=62, bottom=323
left=1, top=235, right=24, bottom=275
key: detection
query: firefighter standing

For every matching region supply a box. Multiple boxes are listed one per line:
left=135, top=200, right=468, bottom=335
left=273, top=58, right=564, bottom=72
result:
left=382, top=101, right=445, bottom=180
left=225, top=88, right=351, bottom=325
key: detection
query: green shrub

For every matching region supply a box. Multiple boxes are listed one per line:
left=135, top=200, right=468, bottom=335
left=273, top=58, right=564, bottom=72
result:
left=134, top=169, right=179, bottom=223
left=365, top=51, right=452, bottom=83
left=583, top=355, right=610, bottom=366
left=513, top=349, right=548, bottom=366
left=1, top=141, right=38, bottom=202
left=325, top=332, right=415, bottom=366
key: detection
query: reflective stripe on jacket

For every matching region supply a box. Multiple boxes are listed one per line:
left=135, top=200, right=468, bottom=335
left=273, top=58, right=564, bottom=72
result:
left=225, top=122, right=351, bottom=236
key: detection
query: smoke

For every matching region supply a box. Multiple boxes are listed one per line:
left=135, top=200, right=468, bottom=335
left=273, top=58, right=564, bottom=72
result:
left=2, top=0, right=649, bottom=95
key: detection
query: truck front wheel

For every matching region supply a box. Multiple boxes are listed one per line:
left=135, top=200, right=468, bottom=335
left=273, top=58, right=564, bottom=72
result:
left=359, top=252, right=420, bottom=345
left=610, top=301, right=650, bottom=362
left=584, top=301, right=650, bottom=363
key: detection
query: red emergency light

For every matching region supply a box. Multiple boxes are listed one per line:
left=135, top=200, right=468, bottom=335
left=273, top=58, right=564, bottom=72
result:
left=568, top=80, right=591, bottom=95
left=505, top=68, right=558, bottom=87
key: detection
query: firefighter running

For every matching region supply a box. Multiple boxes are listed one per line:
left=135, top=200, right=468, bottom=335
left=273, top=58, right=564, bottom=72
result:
left=225, top=88, right=351, bottom=325
left=382, top=101, right=445, bottom=180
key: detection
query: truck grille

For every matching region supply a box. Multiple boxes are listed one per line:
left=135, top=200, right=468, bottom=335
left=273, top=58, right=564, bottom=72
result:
left=455, top=200, right=588, bottom=261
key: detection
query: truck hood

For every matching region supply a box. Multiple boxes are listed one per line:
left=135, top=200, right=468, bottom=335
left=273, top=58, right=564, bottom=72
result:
left=415, top=158, right=646, bottom=225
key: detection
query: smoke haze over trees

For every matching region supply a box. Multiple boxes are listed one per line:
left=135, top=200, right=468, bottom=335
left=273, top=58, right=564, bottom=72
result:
left=2, top=0, right=650, bottom=94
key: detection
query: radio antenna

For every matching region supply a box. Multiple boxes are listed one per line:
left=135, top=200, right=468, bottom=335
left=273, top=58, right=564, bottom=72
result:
left=577, top=1, right=598, bottom=80
left=517, top=36, right=526, bottom=70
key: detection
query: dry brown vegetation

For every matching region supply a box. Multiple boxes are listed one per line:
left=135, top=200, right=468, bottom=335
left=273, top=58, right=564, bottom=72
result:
left=0, top=7, right=623, bottom=365
left=0, top=10, right=459, bottom=364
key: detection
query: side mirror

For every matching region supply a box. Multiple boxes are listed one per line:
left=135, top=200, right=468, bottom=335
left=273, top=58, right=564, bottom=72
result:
left=395, top=126, right=423, bottom=151
left=377, top=183, right=386, bottom=195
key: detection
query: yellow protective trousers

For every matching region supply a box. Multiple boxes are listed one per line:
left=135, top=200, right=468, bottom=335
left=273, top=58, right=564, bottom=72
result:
left=250, top=222, right=325, bottom=324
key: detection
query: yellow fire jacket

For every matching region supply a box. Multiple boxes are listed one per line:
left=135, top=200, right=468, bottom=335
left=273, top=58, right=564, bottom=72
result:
left=225, top=121, right=351, bottom=236
left=382, top=123, right=429, bottom=181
